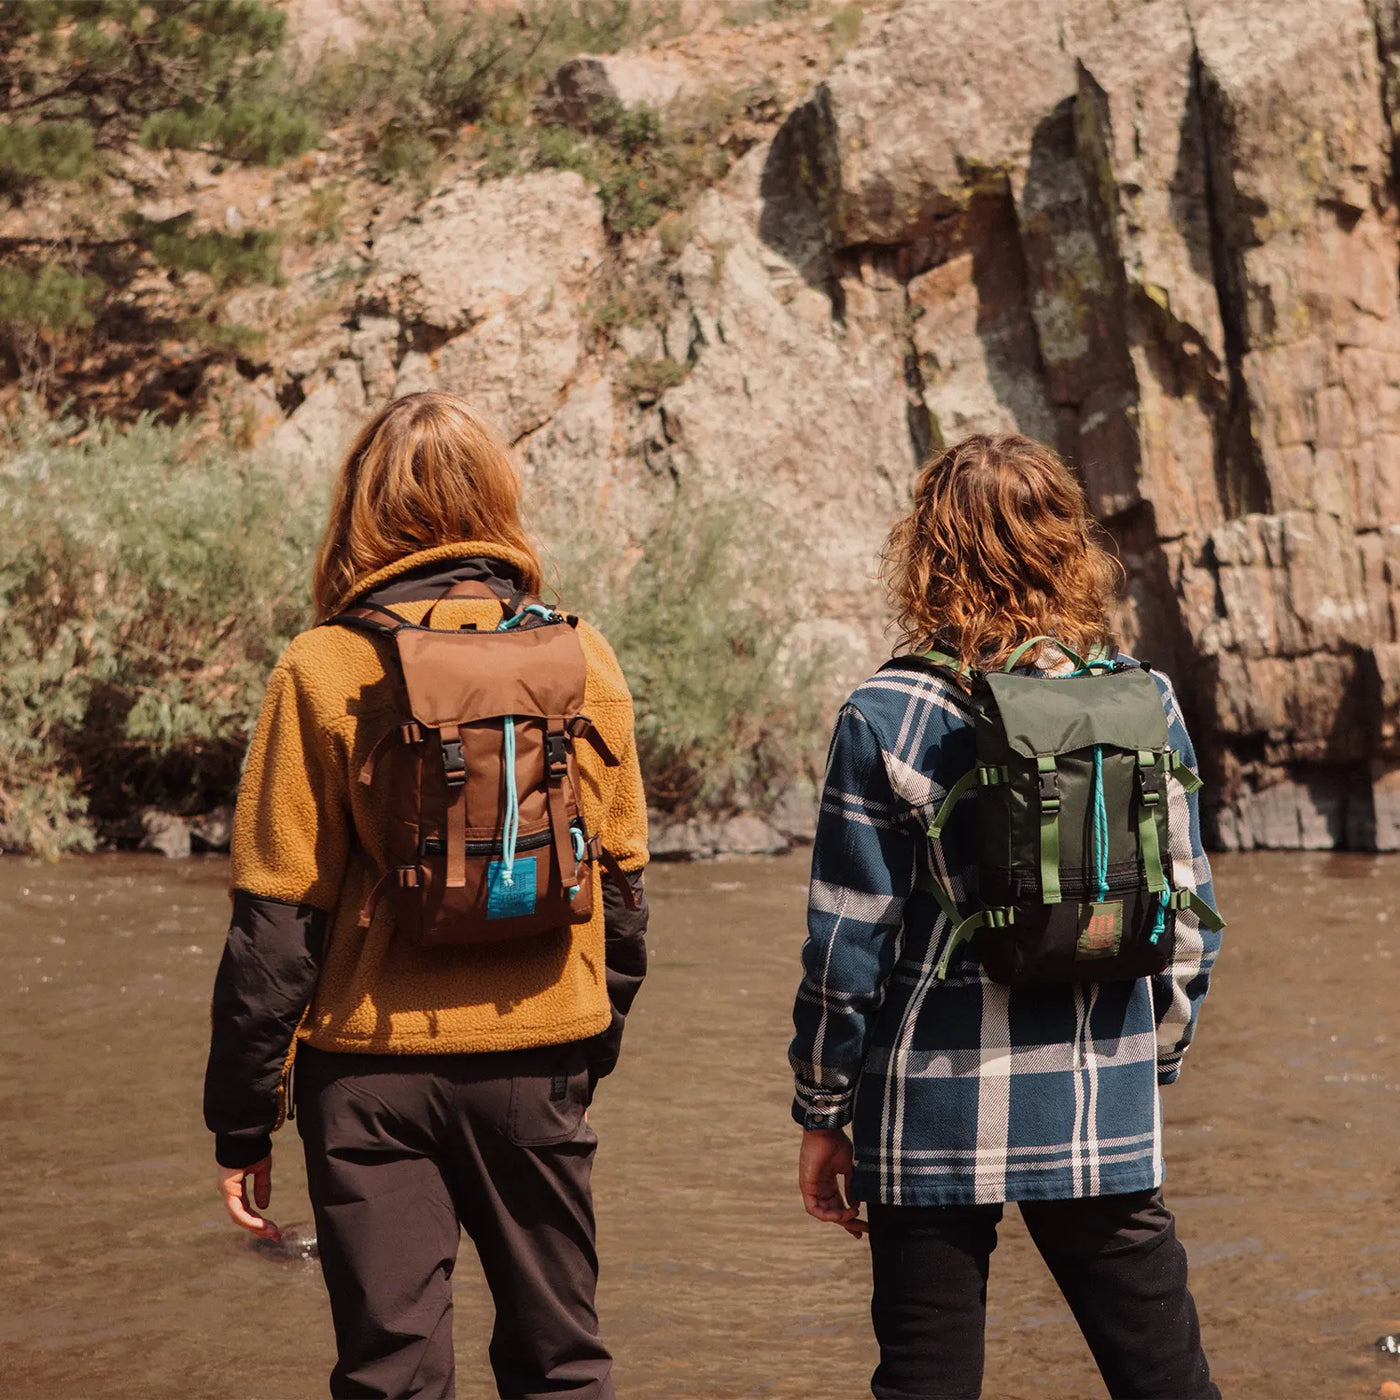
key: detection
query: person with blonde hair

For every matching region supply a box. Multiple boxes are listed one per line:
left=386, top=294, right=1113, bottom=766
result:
left=789, top=434, right=1221, bottom=1399
left=204, top=392, right=648, bottom=1399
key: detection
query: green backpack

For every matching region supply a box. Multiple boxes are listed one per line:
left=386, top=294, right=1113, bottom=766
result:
left=913, top=635, right=1224, bottom=987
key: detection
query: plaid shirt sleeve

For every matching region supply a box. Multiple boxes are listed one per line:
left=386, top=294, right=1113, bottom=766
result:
left=789, top=702, right=918, bottom=1130
left=1152, top=673, right=1223, bottom=1086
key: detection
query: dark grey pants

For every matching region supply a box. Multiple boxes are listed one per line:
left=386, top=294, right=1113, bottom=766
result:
left=867, top=1189, right=1218, bottom=1400
left=294, top=1043, right=612, bottom=1400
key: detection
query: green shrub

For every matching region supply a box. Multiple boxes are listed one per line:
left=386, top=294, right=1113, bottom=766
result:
left=0, top=415, right=322, bottom=854
left=0, top=265, right=102, bottom=336
left=621, top=355, right=688, bottom=396
left=370, top=126, right=442, bottom=186
left=173, top=317, right=266, bottom=356
left=298, top=184, right=350, bottom=247
left=307, top=1, right=674, bottom=158
left=554, top=499, right=830, bottom=815
left=139, top=99, right=319, bottom=165
left=0, top=1, right=317, bottom=184
left=127, top=216, right=283, bottom=291
left=0, top=122, right=96, bottom=187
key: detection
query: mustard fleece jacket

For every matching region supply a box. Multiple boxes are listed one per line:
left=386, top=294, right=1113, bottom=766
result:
left=204, top=543, right=649, bottom=1167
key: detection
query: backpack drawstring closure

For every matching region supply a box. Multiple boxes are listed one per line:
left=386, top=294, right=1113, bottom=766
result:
left=494, top=607, right=555, bottom=887
left=1091, top=744, right=1110, bottom=904
left=500, top=715, right=520, bottom=887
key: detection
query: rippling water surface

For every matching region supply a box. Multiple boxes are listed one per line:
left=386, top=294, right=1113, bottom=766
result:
left=2, top=850, right=1398, bottom=1398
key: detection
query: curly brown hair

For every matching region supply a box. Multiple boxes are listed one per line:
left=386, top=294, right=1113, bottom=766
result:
left=880, top=433, right=1123, bottom=672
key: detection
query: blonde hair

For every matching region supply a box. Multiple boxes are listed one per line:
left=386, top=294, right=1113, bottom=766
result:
left=312, top=392, right=543, bottom=620
left=881, top=433, right=1123, bottom=672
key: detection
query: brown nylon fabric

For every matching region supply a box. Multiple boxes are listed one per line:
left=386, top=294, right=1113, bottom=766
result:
left=396, top=625, right=588, bottom=727
left=344, top=600, right=605, bottom=949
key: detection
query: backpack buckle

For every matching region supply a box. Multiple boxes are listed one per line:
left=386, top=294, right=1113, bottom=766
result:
left=441, top=736, right=466, bottom=786
left=1136, top=751, right=1161, bottom=806
left=1036, top=756, right=1060, bottom=811
left=545, top=731, right=569, bottom=778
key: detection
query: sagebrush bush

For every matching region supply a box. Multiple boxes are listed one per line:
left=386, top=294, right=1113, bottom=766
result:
left=0, top=417, right=824, bottom=852
left=0, top=415, right=322, bottom=854
left=307, top=0, right=675, bottom=182
left=552, top=500, right=830, bottom=815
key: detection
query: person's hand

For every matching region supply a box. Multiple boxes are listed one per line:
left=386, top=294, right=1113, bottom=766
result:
left=798, top=1127, right=867, bottom=1238
left=217, top=1155, right=282, bottom=1242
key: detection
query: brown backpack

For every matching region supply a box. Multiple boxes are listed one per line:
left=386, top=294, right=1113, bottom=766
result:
left=330, top=579, right=635, bottom=947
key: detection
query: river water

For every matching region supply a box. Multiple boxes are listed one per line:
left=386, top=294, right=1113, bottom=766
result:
left=2, top=850, right=1398, bottom=1399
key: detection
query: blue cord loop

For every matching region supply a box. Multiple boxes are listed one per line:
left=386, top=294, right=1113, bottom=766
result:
left=1091, top=744, right=1110, bottom=903
left=500, top=716, right=519, bottom=886
left=1153, top=872, right=1170, bottom=945
left=496, top=603, right=558, bottom=631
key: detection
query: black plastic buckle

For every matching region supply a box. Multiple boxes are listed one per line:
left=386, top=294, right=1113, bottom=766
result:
left=1038, top=769, right=1060, bottom=809
left=545, top=732, right=569, bottom=778
left=1137, top=766, right=1161, bottom=806
left=441, top=737, right=466, bottom=786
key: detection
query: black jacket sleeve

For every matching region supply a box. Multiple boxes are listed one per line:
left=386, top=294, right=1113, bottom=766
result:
left=203, top=890, right=325, bottom=1169
left=587, top=868, right=649, bottom=1092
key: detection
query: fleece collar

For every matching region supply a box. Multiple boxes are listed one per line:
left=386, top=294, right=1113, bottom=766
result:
left=330, top=541, right=538, bottom=614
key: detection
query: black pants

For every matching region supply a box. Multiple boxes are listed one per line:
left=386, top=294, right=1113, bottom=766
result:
left=294, top=1043, right=612, bottom=1400
left=867, top=1190, right=1218, bottom=1400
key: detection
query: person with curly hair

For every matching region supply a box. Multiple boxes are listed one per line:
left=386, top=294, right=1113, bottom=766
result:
left=788, top=434, right=1221, bottom=1399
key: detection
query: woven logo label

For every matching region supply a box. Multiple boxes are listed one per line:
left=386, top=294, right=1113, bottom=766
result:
left=1076, top=901, right=1123, bottom=959
left=486, top=857, right=537, bottom=920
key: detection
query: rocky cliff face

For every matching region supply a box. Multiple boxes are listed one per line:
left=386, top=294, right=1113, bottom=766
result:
left=246, top=0, right=1400, bottom=850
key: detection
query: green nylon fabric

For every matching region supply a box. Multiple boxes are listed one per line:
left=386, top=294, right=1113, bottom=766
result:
left=1036, top=754, right=1063, bottom=904
left=982, top=667, right=1169, bottom=759
left=1136, top=772, right=1168, bottom=893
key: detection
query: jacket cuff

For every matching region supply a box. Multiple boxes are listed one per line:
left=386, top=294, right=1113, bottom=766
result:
left=791, top=1097, right=854, bottom=1131
left=214, top=1130, right=274, bottom=1170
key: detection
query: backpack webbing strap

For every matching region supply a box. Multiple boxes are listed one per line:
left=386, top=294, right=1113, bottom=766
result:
left=329, top=602, right=409, bottom=635
left=915, top=645, right=967, bottom=672
left=568, top=714, right=621, bottom=767
left=1167, top=887, right=1225, bottom=931
left=923, top=869, right=962, bottom=929
left=357, top=864, right=420, bottom=929
left=441, top=722, right=468, bottom=889
left=1135, top=750, right=1169, bottom=895
left=927, top=764, right=1007, bottom=841
left=544, top=719, right=581, bottom=891
left=934, top=906, right=1015, bottom=980
left=1036, top=754, right=1062, bottom=903
left=593, top=841, right=640, bottom=910
left=359, top=721, right=423, bottom=786
left=1167, top=751, right=1203, bottom=793
left=1004, top=635, right=1088, bottom=672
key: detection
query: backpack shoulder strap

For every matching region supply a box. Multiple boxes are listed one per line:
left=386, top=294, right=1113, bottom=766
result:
left=886, top=647, right=980, bottom=691
left=324, top=601, right=410, bottom=636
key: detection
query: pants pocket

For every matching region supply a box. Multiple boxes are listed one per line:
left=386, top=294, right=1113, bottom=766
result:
left=506, top=1047, right=589, bottom=1147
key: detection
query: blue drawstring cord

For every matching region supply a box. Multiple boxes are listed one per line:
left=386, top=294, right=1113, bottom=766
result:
left=496, top=603, right=557, bottom=631
left=500, top=716, right=519, bottom=886
left=493, top=607, right=553, bottom=885
left=1091, top=744, right=1110, bottom=904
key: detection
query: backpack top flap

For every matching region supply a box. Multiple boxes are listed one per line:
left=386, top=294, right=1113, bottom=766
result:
left=982, top=666, right=1167, bottom=758
left=394, top=622, right=587, bottom=727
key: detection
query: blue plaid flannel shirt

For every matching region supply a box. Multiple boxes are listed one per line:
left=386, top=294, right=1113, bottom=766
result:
left=789, top=656, right=1221, bottom=1206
